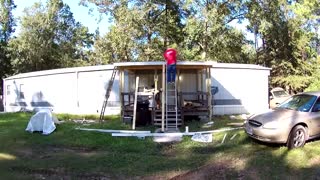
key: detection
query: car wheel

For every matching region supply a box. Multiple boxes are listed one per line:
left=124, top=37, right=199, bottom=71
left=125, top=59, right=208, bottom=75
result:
left=287, top=125, right=307, bottom=149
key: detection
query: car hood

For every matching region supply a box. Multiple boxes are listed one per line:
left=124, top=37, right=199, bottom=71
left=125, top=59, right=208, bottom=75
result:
left=250, top=108, right=302, bottom=124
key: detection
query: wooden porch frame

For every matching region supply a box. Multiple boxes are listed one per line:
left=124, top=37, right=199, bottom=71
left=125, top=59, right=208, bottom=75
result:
left=117, top=62, right=213, bottom=126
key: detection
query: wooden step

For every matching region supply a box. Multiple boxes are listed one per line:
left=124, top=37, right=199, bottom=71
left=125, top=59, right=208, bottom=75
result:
left=155, top=109, right=181, bottom=114
left=154, top=118, right=181, bottom=121
left=154, top=114, right=181, bottom=118
left=166, top=125, right=179, bottom=128
left=154, top=121, right=181, bottom=124
left=154, top=122, right=182, bottom=126
left=167, top=96, right=176, bottom=98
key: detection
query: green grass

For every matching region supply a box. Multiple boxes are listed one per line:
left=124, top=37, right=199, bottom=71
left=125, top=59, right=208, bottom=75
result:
left=1, top=112, right=320, bottom=179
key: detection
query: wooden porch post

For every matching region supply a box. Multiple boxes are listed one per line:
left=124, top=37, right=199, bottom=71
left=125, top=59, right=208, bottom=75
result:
left=162, top=63, right=165, bottom=132
left=207, top=67, right=212, bottom=120
left=132, top=76, right=139, bottom=130
left=153, top=70, right=158, bottom=125
left=154, top=70, right=158, bottom=92
left=196, top=70, right=199, bottom=92
left=119, top=69, right=124, bottom=121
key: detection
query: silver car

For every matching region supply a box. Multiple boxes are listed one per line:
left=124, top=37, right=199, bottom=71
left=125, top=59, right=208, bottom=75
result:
left=244, top=91, right=320, bottom=149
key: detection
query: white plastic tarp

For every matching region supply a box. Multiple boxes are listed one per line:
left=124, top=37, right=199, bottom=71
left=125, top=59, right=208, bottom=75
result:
left=191, top=133, right=213, bottom=143
left=26, top=109, right=58, bottom=135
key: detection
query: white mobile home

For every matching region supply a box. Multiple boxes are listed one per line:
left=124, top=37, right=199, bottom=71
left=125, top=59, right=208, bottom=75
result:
left=2, top=62, right=270, bottom=119
left=3, top=65, right=119, bottom=115
left=211, top=63, right=271, bottom=115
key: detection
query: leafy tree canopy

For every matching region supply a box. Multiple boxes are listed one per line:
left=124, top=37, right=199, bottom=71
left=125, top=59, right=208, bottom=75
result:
left=8, top=0, right=94, bottom=73
left=0, top=0, right=16, bottom=94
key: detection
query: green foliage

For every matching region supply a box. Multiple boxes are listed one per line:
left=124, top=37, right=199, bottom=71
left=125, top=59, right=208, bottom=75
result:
left=181, top=0, right=251, bottom=62
left=246, top=0, right=320, bottom=92
left=308, top=74, right=320, bottom=91
left=82, top=0, right=253, bottom=62
left=8, top=0, right=94, bottom=73
left=84, top=0, right=187, bottom=62
left=0, top=0, right=15, bottom=94
left=305, top=58, right=320, bottom=91
left=0, top=0, right=15, bottom=42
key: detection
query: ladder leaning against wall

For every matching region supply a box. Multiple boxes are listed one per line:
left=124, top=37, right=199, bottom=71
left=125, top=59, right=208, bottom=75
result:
left=99, top=66, right=118, bottom=122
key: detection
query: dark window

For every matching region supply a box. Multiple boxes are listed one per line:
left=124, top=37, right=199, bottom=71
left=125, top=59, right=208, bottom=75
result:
left=19, top=84, right=24, bottom=99
left=312, top=98, right=320, bottom=112
left=6, top=85, right=10, bottom=95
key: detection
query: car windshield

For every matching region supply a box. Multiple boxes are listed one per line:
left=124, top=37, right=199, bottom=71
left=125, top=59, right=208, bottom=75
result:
left=273, top=90, right=289, bottom=98
left=278, top=94, right=317, bottom=112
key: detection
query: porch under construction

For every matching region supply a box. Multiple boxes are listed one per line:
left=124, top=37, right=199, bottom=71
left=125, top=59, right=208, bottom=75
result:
left=113, top=61, right=214, bottom=130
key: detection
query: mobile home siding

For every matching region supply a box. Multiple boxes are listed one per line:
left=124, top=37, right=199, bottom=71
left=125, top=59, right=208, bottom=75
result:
left=211, top=65, right=270, bottom=115
left=3, top=65, right=120, bottom=115
left=3, top=63, right=270, bottom=115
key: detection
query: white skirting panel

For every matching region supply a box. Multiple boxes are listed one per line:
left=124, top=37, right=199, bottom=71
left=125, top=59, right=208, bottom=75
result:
left=213, top=105, right=248, bottom=115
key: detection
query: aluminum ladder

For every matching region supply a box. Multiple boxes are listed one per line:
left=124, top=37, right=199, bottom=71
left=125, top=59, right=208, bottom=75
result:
left=99, top=67, right=117, bottom=122
left=165, top=67, right=179, bottom=130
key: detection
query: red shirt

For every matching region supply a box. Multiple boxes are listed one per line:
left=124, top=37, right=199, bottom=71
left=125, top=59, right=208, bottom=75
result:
left=163, top=48, right=177, bottom=65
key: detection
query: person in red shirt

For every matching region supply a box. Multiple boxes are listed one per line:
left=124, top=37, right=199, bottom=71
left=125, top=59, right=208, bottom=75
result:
left=163, top=48, right=177, bottom=83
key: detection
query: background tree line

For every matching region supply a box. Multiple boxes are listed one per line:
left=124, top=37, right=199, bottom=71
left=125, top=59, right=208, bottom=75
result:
left=0, top=0, right=319, bottom=94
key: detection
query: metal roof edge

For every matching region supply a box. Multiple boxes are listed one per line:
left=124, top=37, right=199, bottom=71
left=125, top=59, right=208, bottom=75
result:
left=212, top=63, right=271, bottom=70
left=114, top=61, right=217, bottom=67
left=5, top=64, right=114, bottom=80
left=4, top=61, right=270, bottom=80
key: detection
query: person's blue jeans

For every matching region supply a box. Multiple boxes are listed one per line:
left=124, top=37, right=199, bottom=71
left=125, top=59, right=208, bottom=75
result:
left=167, top=64, right=176, bottom=83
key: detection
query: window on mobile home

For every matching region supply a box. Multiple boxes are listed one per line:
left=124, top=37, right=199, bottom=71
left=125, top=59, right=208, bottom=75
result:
left=19, top=84, right=24, bottom=99
left=6, top=85, right=10, bottom=95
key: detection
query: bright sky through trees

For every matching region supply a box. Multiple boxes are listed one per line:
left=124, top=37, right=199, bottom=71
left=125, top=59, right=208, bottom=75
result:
left=13, top=0, right=110, bottom=35
left=13, top=0, right=254, bottom=40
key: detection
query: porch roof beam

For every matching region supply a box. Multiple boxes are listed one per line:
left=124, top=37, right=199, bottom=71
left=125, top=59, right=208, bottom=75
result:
left=116, top=65, right=211, bottom=71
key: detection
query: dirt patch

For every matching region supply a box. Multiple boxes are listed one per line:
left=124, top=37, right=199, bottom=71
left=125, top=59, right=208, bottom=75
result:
left=11, top=146, right=124, bottom=179
left=15, top=148, right=34, bottom=158
left=10, top=166, right=115, bottom=180
left=44, top=145, right=98, bottom=154
left=168, top=158, right=258, bottom=180
left=13, top=146, right=257, bottom=179
left=309, top=156, right=320, bottom=166
left=170, top=162, right=233, bottom=180
left=137, top=171, right=186, bottom=180
left=14, top=146, right=102, bottom=159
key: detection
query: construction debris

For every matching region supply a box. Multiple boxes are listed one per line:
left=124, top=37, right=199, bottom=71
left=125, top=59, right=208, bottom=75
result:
left=230, top=133, right=238, bottom=140
left=112, top=132, right=183, bottom=137
left=202, top=121, right=214, bottom=128
left=221, top=133, right=228, bottom=144
left=111, top=127, right=243, bottom=137
left=191, top=133, right=212, bottom=143
left=153, top=135, right=183, bottom=143
left=76, top=127, right=243, bottom=143
left=75, top=128, right=151, bottom=134
left=72, top=119, right=97, bottom=124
